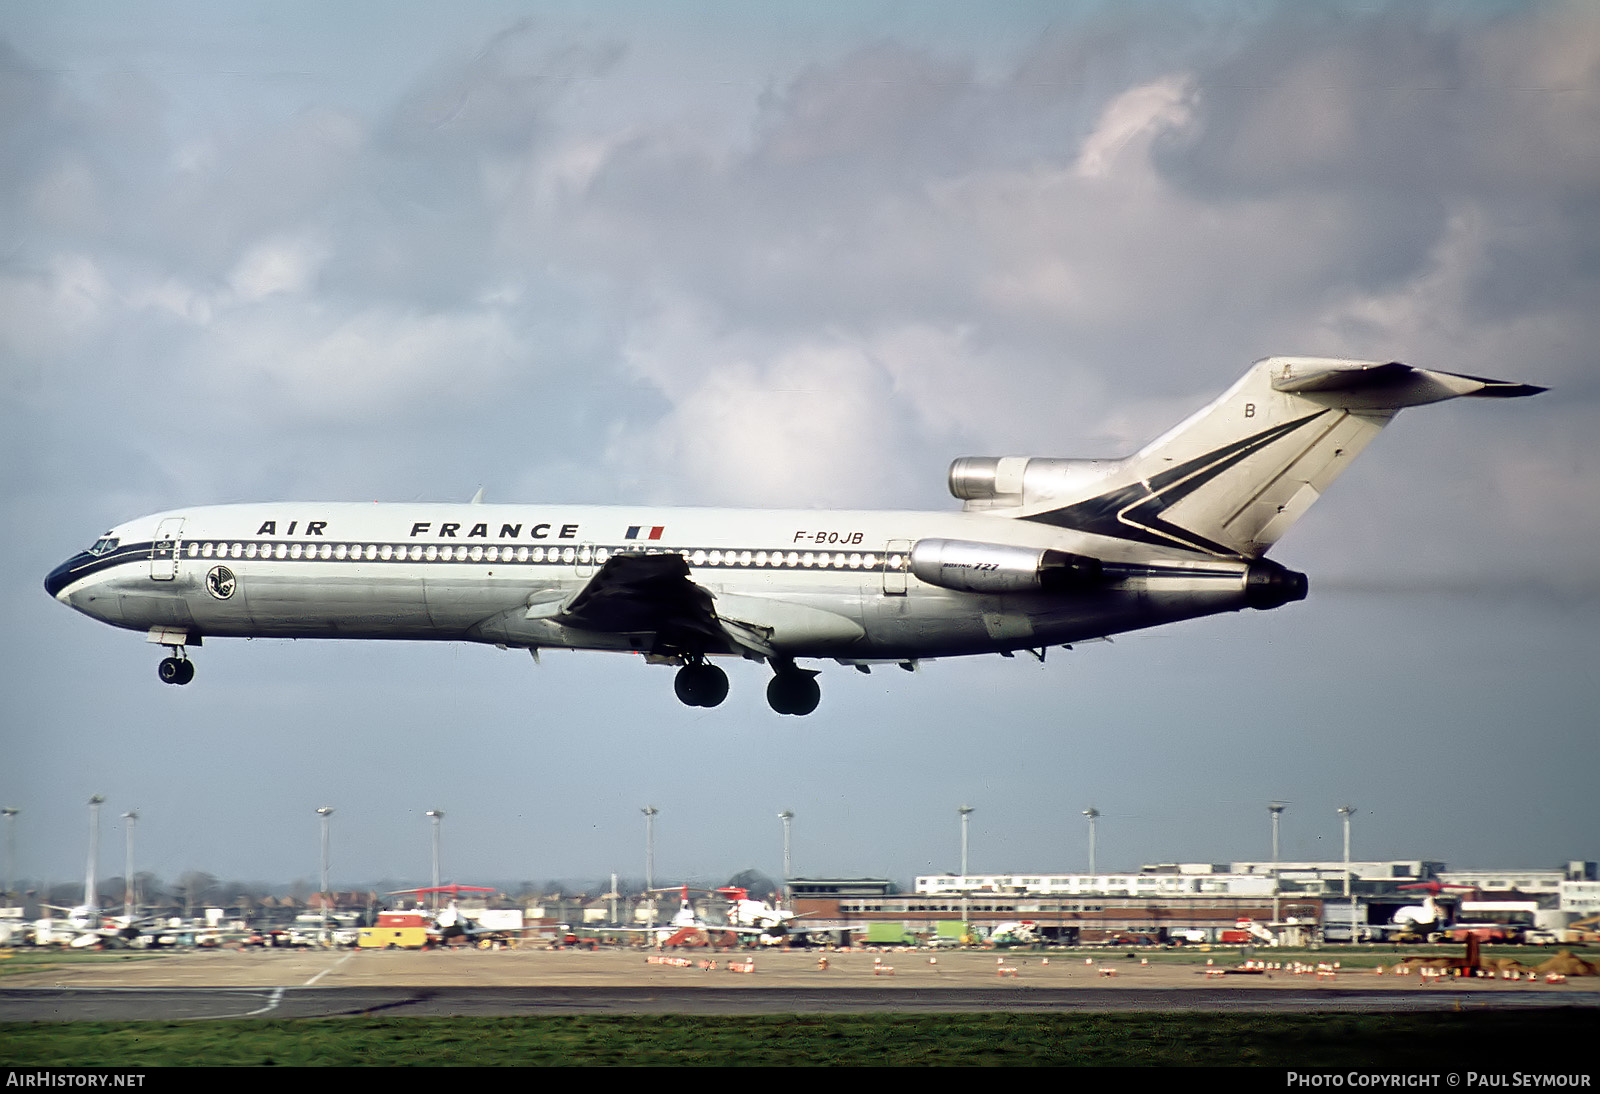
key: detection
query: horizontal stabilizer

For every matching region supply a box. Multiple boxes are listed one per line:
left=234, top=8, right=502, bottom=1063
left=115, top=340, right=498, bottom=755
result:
left=1271, top=358, right=1546, bottom=406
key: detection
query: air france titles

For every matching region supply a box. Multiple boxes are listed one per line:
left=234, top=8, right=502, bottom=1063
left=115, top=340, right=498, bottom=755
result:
left=406, top=522, right=579, bottom=541
left=251, top=520, right=583, bottom=541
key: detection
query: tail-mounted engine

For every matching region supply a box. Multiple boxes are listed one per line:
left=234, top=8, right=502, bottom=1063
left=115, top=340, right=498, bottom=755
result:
left=910, top=538, right=1106, bottom=595
left=948, top=456, right=1118, bottom=512
left=1243, top=559, right=1309, bottom=609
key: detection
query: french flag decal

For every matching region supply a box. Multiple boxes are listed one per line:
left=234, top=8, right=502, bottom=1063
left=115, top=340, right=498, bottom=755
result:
left=625, top=525, right=666, bottom=541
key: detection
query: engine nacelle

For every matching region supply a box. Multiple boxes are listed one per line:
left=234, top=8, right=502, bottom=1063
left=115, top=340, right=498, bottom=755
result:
left=1243, top=559, right=1309, bottom=609
left=909, top=538, right=1105, bottom=595
left=948, top=456, right=1119, bottom=510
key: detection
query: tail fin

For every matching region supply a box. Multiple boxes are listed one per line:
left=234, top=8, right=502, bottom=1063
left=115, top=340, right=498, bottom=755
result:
left=1018, top=357, right=1542, bottom=559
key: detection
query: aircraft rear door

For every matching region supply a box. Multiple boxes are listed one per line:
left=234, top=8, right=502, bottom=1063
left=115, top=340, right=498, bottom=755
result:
left=150, top=518, right=184, bottom=581
left=882, top=539, right=911, bottom=596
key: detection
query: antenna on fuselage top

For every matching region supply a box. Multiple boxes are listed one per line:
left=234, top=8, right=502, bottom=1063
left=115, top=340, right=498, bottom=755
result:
left=469, top=486, right=485, bottom=504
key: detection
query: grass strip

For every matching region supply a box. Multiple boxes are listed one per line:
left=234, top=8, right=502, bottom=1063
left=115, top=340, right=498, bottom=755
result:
left=3, top=1010, right=1596, bottom=1067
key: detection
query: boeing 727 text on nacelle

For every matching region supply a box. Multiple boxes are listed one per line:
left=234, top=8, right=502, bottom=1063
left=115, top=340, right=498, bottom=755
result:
left=46, top=357, right=1541, bottom=715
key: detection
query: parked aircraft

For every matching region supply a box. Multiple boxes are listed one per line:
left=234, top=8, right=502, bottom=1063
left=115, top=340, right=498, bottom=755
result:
left=387, top=884, right=501, bottom=944
left=988, top=921, right=1040, bottom=947
left=45, top=357, right=1541, bottom=714
left=1388, top=879, right=1480, bottom=942
left=707, top=886, right=809, bottom=941
left=611, top=886, right=801, bottom=947
left=31, top=909, right=118, bottom=948
left=32, top=905, right=233, bottom=949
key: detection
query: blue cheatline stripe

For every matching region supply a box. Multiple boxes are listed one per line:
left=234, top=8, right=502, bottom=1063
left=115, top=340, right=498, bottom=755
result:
left=52, top=537, right=1244, bottom=595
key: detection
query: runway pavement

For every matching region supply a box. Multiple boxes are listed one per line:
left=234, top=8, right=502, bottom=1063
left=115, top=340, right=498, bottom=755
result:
left=3, top=947, right=1597, bottom=1021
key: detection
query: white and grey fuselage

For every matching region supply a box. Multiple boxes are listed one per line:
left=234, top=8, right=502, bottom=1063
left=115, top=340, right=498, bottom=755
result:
left=46, top=502, right=1288, bottom=656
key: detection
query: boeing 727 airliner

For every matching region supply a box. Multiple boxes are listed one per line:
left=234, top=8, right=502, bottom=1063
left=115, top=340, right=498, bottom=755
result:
left=46, top=357, right=1541, bottom=714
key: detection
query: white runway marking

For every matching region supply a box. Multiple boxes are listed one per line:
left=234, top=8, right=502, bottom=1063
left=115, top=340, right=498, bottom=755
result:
left=305, top=951, right=354, bottom=986
left=238, top=987, right=285, bottom=1018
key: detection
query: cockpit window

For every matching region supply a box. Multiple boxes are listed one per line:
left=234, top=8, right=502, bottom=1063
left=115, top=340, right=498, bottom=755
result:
left=88, top=535, right=119, bottom=556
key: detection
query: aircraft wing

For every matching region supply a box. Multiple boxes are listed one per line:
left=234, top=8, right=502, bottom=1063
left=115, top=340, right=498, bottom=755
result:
left=528, top=553, right=749, bottom=657
left=525, top=553, right=864, bottom=661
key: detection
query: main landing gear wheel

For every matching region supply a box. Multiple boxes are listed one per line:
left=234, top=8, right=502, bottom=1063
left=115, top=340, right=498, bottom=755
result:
left=673, top=662, right=729, bottom=708
left=766, top=669, right=821, bottom=716
left=158, top=657, right=195, bottom=685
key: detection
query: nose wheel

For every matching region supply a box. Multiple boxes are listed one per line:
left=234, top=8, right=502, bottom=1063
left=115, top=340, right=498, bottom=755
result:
left=158, top=654, right=195, bottom=686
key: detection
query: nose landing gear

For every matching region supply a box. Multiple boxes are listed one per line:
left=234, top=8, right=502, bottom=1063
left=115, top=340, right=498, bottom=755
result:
left=158, top=651, right=195, bottom=685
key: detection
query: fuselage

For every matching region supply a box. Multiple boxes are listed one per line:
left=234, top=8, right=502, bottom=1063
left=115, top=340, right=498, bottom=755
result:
left=45, top=500, right=1276, bottom=662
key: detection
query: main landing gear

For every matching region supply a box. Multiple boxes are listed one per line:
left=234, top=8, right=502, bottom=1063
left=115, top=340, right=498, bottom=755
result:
left=766, top=665, right=821, bottom=717
left=158, top=650, right=195, bottom=686
left=673, top=661, right=729, bottom=708
left=669, top=659, right=823, bottom=715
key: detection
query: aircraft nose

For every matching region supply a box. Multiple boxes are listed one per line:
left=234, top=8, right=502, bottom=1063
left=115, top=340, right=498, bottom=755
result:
left=45, top=558, right=74, bottom=600
left=45, top=554, right=88, bottom=601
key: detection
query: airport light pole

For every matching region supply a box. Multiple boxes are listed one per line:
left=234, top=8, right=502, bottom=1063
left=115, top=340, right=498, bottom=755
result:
left=2, top=807, right=16, bottom=904
left=1269, top=802, right=1287, bottom=923
left=1339, top=805, right=1358, bottom=938
left=958, top=805, right=973, bottom=880
left=778, top=811, right=794, bottom=907
left=958, top=805, right=974, bottom=940
left=642, top=806, right=658, bottom=928
left=426, top=810, right=444, bottom=909
left=1337, top=805, right=1356, bottom=896
left=317, top=807, right=334, bottom=944
left=86, top=795, right=104, bottom=915
left=121, top=811, right=138, bottom=920
left=1082, top=808, right=1100, bottom=877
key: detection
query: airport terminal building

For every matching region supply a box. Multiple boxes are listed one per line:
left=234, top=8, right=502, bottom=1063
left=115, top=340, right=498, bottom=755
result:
left=789, top=861, right=1599, bottom=945
left=794, top=870, right=1322, bottom=945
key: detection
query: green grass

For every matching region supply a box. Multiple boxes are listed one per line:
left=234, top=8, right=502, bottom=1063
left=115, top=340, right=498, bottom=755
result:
left=2, top=1011, right=1596, bottom=1067
left=0, top=950, right=169, bottom=978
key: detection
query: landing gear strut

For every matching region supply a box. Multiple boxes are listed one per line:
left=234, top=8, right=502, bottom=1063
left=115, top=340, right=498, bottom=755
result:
left=673, top=661, right=729, bottom=708
left=158, top=651, right=195, bottom=685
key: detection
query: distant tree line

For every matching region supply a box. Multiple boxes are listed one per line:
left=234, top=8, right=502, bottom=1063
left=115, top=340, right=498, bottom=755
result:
left=5, top=868, right=784, bottom=915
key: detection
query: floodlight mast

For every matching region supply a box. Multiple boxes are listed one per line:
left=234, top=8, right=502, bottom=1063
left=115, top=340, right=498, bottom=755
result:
left=121, top=811, right=138, bottom=920
left=1338, top=805, right=1358, bottom=936
left=642, top=806, right=659, bottom=928
left=86, top=795, right=104, bottom=916
left=1337, top=805, right=1357, bottom=895
left=426, top=810, right=445, bottom=909
left=778, top=811, right=794, bottom=907
left=2, top=808, right=17, bottom=904
left=316, top=807, right=334, bottom=943
left=1082, top=807, right=1100, bottom=876
left=958, top=806, right=974, bottom=878
left=1269, top=802, right=1288, bottom=923
left=958, top=805, right=975, bottom=936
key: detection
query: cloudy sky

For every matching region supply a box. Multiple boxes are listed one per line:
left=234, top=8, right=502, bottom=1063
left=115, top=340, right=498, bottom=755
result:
left=4, top=1, right=1597, bottom=900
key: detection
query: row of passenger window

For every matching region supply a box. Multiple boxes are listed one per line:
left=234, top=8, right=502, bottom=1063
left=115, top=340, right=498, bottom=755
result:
left=181, top=541, right=894, bottom=570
